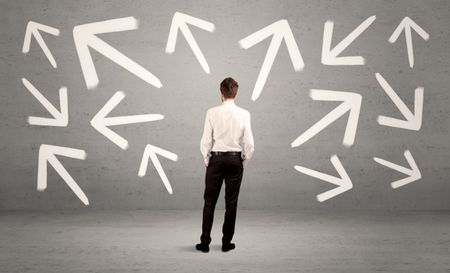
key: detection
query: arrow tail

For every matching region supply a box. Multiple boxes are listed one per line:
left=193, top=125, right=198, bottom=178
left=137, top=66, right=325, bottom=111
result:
left=179, top=23, right=210, bottom=73
left=331, top=15, right=376, bottom=56
left=103, top=114, right=164, bottom=126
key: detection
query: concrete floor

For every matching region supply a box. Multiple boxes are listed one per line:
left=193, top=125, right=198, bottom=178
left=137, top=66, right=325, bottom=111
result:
left=0, top=210, right=449, bottom=273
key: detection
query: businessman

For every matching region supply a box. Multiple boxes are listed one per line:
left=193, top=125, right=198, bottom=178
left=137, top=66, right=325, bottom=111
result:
left=197, top=77, right=255, bottom=253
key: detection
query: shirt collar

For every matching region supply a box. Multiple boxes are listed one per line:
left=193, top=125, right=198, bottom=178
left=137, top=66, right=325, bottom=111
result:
left=222, top=100, right=235, bottom=106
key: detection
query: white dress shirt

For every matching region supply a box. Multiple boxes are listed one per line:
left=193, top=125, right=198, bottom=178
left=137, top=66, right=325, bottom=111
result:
left=200, top=100, right=255, bottom=167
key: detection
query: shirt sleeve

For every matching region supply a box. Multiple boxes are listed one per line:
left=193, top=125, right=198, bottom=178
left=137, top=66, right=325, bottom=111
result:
left=200, top=109, right=214, bottom=167
left=242, top=112, right=255, bottom=166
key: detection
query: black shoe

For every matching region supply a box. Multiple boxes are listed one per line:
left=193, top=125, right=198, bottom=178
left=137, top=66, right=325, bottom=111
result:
left=195, top=243, right=209, bottom=253
left=222, top=243, right=235, bottom=252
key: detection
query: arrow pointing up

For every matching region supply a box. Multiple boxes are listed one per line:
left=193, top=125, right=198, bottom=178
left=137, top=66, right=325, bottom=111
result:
left=91, top=91, right=164, bottom=150
left=373, top=150, right=421, bottom=189
left=239, top=19, right=305, bottom=101
left=375, top=73, right=423, bottom=130
left=166, top=12, right=215, bottom=74
left=138, top=144, right=178, bottom=194
left=291, top=89, right=362, bottom=148
left=21, top=78, right=68, bottom=127
left=389, top=16, right=429, bottom=68
left=294, top=155, right=352, bottom=202
left=322, top=15, right=376, bottom=65
left=38, top=144, right=88, bottom=205
left=73, top=17, right=163, bottom=90
left=22, top=21, right=60, bottom=68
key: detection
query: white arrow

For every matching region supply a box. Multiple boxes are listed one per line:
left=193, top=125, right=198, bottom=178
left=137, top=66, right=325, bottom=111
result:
left=291, top=89, right=362, bottom=148
left=38, top=144, right=88, bottom=205
left=389, top=16, right=429, bottom=68
left=138, top=144, right=178, bottom=194
left=21, top=78, right=68, bottom=127
left=73, top=17, right=162, bottom=90
left=373, top=150, right=421, bottom=189
left=294, top=155, right=352, bottom=202
left=321, top=15, right=376, bottom=65
left=22, top=21, right=60, bottom=68
left=166, top=12, right=215, bottom=74
left=91, top=91, right=164, bottom=150
left=375, top=73, right=423, bottom=130
left=239, top=19, right=304, bottom=101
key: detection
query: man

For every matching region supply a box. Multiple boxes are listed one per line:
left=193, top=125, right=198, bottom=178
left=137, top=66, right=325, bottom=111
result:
left=196, top=77, right=255, bottom=253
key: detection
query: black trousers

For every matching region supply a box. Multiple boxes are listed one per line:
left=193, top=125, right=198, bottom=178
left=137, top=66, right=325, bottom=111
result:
left=200, top=153, right=244, bottom=245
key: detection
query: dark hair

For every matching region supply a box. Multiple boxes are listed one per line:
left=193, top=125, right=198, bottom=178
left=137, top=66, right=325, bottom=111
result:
left=220, top=77, right=239, bottom=99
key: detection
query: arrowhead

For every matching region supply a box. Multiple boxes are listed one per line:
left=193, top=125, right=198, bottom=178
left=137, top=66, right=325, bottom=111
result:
left=38, top=144, right=88, bottom=205
left=373, top=150, right=421, bottom=189
left=22, top=78, right=68, bottom=127
left=294, top=155, right=352, bottom=202
left=165, top=12, right=215, bottom=74
left=375, top=73, right=423, bottom=130
left=321, top=15, right=376, bottom=65
left=73, top=17, right=162, bottom=90
left=22, top=21, right=60, bottom=68
left=91, top=91, right=164, bottom=150
left=138, top=144, right=178, bottom=194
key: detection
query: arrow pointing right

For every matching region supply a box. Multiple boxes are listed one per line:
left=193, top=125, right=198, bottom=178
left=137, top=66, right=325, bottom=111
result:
left=294, top=155, right=353, bottom=202
left=375, top=73, right=423, bottom=131
left=21, top=78, right=68, bottom=127
left=291, top=89, right=362, bottom=148
left=38, top=144, right=88, bottom=205
left=138, top=144, right=178, bottom=194
left=373, top=150, right=421, bottom=189
left=73, top=17, right=162, bottom=90
left=321, top=15, right=376, bottom=65
left=239, top=19, right=305, bottom=101
left=389, top=16, right=430, bottom=68
left=90, top=91, right=164, bottom=150
left=22, top=21, right=60, bottom=68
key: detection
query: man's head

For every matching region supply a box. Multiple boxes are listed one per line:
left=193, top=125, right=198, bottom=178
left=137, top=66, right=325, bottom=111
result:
left=220, top=77, right=239, bottom=100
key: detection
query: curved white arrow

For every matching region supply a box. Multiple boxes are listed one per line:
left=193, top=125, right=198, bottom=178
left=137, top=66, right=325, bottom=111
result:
left=322, top=15, right=376, bottom=65
left=166, top=12, right=215, bottom=74
left=73, top=17, right=162, bottom=90
left=38, top=144, right=88, bottom=205
left=294, top=155, right=352, bottom=202
left=22, top=21, right=60, bottom=68
left=138, top=144, right=178, bottom=194
left=373, top=150, right=421, bottom=189
left=389, top=16, right=429, bottom=68
left=375, top=73, right=423, bottom=130
left=291, top=89, right=362, bottom=148
left=239, top=19, right=304, bottom=101
left=91, top=91, right=164, bottom=150
left=21, top=78, right=68, bottom=127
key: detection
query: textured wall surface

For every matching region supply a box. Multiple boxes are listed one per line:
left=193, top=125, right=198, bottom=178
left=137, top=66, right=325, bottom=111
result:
left=1, top=0, right=449, bottom=210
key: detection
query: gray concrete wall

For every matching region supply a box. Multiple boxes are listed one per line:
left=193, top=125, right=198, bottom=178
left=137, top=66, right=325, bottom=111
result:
left=1, top=0, right=449, bottom=210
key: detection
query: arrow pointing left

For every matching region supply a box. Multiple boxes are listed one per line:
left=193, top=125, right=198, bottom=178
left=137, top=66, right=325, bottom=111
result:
left=239, top=19, right=305, bottom=101
left=138, top=144, right=178, bottom=194
left=166, top=12, right=215, bottom=74
left=91, top=91, right=164, bottom=150
left=73, top=17, right=163, bottom=90
left=22, top=21, right=60, bottom=68
left=294, top=155, right=353, bottom=202
left=38, top=144, right=88, bottom=205
left=22, top=78, right=68, bottom=127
